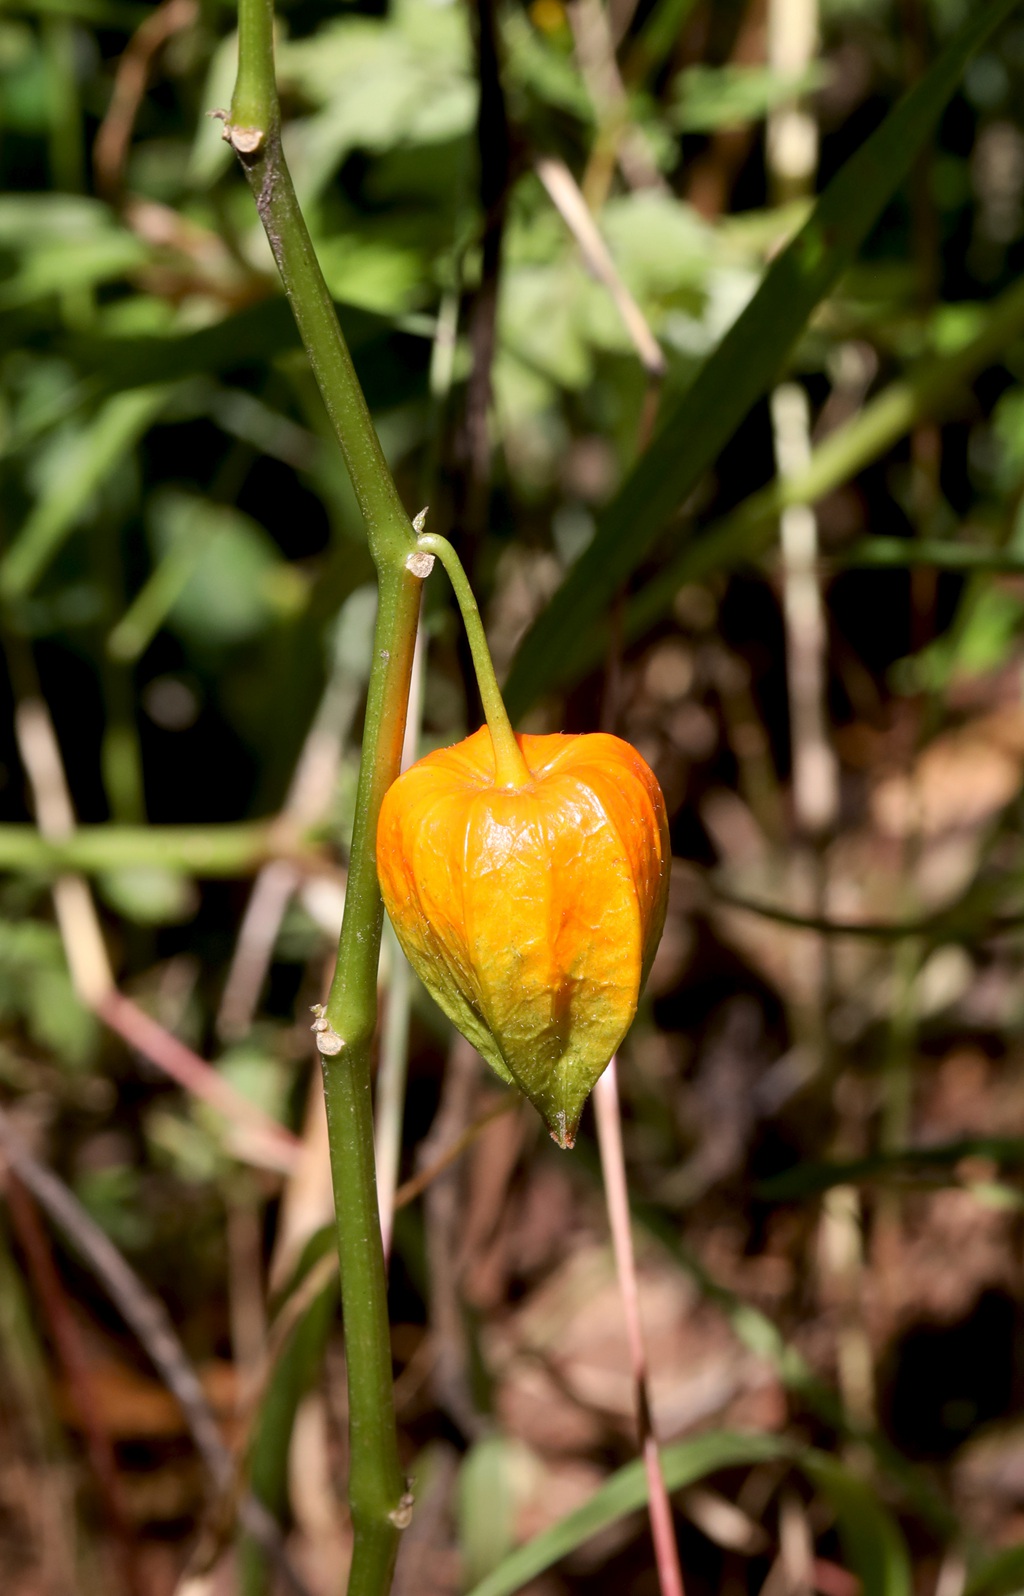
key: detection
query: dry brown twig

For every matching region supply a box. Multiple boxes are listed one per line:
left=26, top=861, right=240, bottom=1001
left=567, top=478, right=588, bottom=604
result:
left=764, top=0, right=878, bottom=1440
left=13, top=693, right=299, bottom=1176
left=458, top=0, right=513, bottom=543
left=217, top=644, right=364, bottom=1041
left=394, top=1091, right=520, bottom=1212
left=228, top=1082, right=522, bottom=1481
left=0, top=1105, right=313, bottom=1596
left=4, top=1172, right=139, bottom=1596
left=535, top=155, right=666, bottom=380
left=420, top=1035, right=488, bottom=1439
left=94, top=0, right=198, bottom=202
left=567, top=0, right=666, bottom=201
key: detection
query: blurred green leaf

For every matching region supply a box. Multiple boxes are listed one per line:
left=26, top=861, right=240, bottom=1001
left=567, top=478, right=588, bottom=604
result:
left=503, top=0, right=1022, bottom=717
left=0, top=0, right=146, bottom=21
left=316, top=231, right=427, bottom=316
left=70, top=297, right=431, bottom=412
left=188, top=27, right=239, bottom=190
left=628, top=0, right=701, bottom=80
left=278, top=0, right=474, bottom=201
left=96, top=866, right=198, bottom=926
left=542, top=264, right=1024, bottom=690
left=599, top=191, right=718, bottom=307
left=241, top=1228, right=337, bottom=1596
left=672, top=62, right=830, bottom=133
left=0, top=194, right=148, bottom=306
left=0, top=822, right=275, bottom=875
left=74, top=1165, right=152, bottom=1252
left=966, top=1543, right=1024, bottom=1596
left=0, top=383, right=171, bottom=600
left=0, top=920, right=96, bottom=1068
left=458, top=1436, right=533, bottom=1586
left=0, top=19, right=47, bottom=133
left=218, top=1042, right=290, bottom=1123
left=502, top=7, right=593, bottom=123
left=144, top=487, right=307, bottom=649
left=801, top=1452, right=913, bottom=1596
left=758, top=1138, right=1024, bottom=1200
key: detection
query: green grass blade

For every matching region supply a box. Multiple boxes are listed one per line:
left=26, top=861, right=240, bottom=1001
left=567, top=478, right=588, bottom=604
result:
left=758, top=1137, right=1024, bottom=1200
left=464, top=1431, right=912, bottom=1596
left=839, top=540, right=1024, bottom=573
left=502, top=0, right=1021, bottom=718
left=508, top=268, right=1024, bottom=692
left=464, top=1432, right=786, bottom=1596
left=628, top=0, right=702, bottom=80
left=614, top=1168, right=956, bottom=1538
left=801, top=1453, right=913, bottom=1596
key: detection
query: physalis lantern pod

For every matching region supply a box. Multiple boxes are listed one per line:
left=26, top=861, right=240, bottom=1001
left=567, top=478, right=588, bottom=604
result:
left=376, top=726, right=670, bottom=1148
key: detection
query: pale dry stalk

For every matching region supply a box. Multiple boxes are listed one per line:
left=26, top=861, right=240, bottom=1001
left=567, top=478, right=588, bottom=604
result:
left=594, top=1058, right=685, bottom=1596
left=536, top=155, right=666, bottom=379
left=375, top=613, right=427, bottom=1260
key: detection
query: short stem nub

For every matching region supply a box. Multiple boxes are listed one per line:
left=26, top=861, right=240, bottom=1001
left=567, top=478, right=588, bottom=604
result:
left=416, top=534, right=531, bottom=788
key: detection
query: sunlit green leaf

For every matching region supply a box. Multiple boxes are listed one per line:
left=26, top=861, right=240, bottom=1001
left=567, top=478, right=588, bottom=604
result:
left=278, top=0, right=474, bottom=201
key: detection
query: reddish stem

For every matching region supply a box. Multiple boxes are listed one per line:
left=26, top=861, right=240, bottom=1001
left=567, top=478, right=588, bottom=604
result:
left=594, top=1058, right=685, bottom=1596
left=98, top=990, right=299, bottom=1174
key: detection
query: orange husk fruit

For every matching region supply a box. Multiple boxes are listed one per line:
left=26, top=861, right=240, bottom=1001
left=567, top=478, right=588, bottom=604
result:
left=376, top=726, right=670, bottom=1148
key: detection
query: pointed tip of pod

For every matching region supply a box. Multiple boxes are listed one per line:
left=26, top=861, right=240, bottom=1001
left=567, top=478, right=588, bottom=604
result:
left=548, top=1110, right=577, bottom=1151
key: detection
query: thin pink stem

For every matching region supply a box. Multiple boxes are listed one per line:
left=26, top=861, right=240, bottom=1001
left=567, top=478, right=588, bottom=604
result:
left=98, top=991, right=299, bottom=1175
left=594, top=1057, right=685, bottom=1596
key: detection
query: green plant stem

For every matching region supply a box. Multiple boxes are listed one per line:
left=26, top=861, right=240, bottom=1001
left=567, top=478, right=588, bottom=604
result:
left=230, top=3, right=420, bottom=1590
left=319, top=569, right=419, bottom=1596
left=229, top=0, right=408, bottom=544
left=0, top=822, right=283, bottom=875
left=416, top=533, right=530, bottom=787
left=42, top=13, right=84, bottom=195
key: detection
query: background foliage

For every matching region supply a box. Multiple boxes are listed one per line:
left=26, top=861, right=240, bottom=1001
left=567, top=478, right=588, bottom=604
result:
left=6, top=0, right=1024, bottom=1591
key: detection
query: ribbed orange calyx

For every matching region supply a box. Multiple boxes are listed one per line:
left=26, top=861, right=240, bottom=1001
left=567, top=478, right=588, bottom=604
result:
left=376, top=727, right=670, bottom=1148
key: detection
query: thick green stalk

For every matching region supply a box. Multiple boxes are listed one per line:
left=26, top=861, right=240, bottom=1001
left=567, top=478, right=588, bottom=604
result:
left=230, top=4, right=419, bottom=1590
left=416, top=533, right=530, bottom=788
left=228, top=0, right=408, bottom=547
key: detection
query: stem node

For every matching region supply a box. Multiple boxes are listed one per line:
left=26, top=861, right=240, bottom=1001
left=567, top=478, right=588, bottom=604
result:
left=406, top=549, right=435, bottom=578
left=388, top=1490, right=415, bottom=1530
left=225, top=123, right=264, bottom=153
